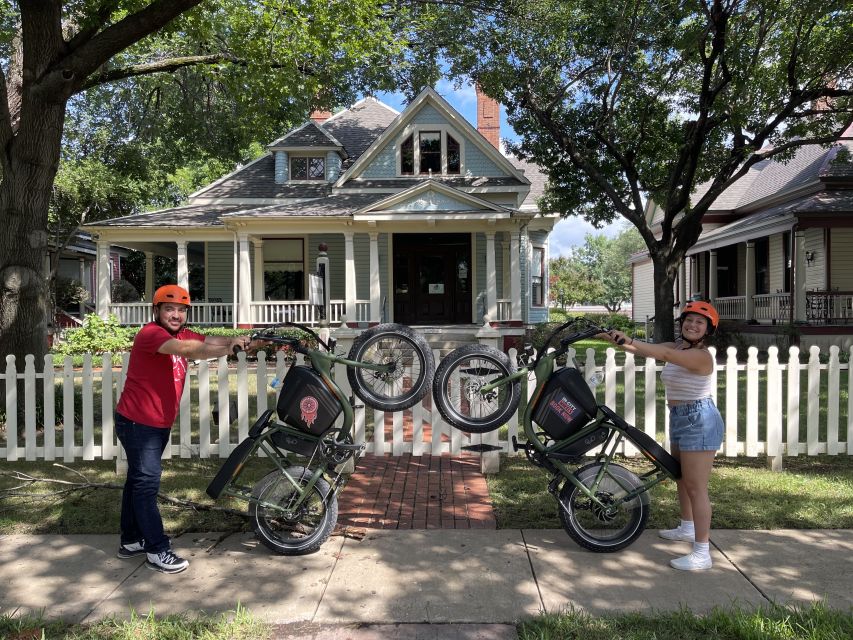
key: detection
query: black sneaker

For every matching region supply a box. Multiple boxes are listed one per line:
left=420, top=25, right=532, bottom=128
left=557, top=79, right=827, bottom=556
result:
left=117, top=540, right=146, bottom=559
left=146, top=549, right=189, bottom=574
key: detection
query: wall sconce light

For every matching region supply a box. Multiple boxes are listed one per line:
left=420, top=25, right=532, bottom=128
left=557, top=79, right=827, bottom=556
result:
left=805, top=250, right=815, bottom=266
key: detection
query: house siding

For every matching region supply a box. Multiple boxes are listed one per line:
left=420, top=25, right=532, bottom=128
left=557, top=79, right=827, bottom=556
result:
left=206, top=242, right=235, bottom=302
left=830, top=229, right=853, bottom=289
left=805, top=228, right=825, bottom=290
left=632, top=258, right=655, bottom=322
left=308, top=234, right=345, bottom=299
left=769, top=233, right=786, bottom=292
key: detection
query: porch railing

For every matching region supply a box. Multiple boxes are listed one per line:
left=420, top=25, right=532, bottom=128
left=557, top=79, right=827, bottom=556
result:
left=753, top=293, right=792, bottom=322
left=109, top=300, right=372, bottom=326
left=497, top=299, right=510, bottom=321
left=714, top=296, right=746, bottom=319
left=806, top=291, right=853, bottom=325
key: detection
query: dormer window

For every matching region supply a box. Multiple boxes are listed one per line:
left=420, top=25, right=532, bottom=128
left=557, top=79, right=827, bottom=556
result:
left=399, top=130, right=462, bottom=176
left=291, top=156, right=325, bottom=180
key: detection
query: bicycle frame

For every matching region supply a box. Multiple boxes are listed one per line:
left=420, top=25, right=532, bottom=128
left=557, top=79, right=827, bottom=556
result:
left=483, top=320, right=677, bottom=516
left=212, top=322, right=378, bottom=516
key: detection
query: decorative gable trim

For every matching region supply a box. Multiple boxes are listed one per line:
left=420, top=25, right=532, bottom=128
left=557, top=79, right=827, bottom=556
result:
left=352, top=180, right=512, bottom=222
left=334, top=87, right=529, bottom=188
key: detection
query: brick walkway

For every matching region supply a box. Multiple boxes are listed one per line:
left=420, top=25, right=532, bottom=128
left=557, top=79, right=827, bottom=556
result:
left=336, top=454, right=496, bottom=530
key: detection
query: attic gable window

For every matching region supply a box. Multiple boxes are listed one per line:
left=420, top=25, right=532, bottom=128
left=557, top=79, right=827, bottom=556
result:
left=291, top=156, right=325, bottom=180
left=399, top=130, right=462, bottom=176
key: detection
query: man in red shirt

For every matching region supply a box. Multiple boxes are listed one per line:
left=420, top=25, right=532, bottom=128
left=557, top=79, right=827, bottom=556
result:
left=115, top=284, right=257, bottom=574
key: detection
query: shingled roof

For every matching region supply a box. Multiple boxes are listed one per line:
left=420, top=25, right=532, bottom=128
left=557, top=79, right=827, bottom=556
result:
left=322, top=97, right=399, bottom=169
left=267, top=121, right=345, bottom=150
left=91, top=204, right=259, bottom=228
left=191, top=155, right=332, bottom=200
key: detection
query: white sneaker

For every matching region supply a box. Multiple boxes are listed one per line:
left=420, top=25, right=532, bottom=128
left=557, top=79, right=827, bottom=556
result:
left=146, top=549, right=189, bottom=574
left=658, top=527, right=695, bottom=542
left=670, top=551, right=712, bottom=571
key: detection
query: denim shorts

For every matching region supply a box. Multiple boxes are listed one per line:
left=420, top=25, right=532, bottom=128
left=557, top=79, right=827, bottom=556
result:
left=669, top=398, right=724, bottom=452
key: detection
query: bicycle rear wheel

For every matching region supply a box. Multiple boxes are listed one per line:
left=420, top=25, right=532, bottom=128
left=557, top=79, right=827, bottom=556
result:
left=249, top=466, right=337, bottom=555
left=347, top=323, right=434, bottom=411
left=432, top=344, right=520, bottom=433
left=557, top=462, right=649, bottom=552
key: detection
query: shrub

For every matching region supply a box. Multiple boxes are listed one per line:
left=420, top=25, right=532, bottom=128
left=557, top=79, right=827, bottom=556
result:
left=53, top=314, right=136, bottom=357
left=111, top=278, right=141, bottom=303
left=53, top=276, right=90, bottom=309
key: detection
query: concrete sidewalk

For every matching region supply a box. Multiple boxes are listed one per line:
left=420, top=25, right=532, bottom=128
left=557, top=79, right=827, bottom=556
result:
left=1, top=529, right=851, bottom=631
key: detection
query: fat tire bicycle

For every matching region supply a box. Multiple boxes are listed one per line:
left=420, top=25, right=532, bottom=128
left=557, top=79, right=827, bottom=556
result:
left=432, top=318, right=681, bottom=552
left=207, top=322, right=435, bottom=555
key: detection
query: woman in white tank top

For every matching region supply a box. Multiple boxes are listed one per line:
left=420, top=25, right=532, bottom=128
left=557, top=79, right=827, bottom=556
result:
left=602, top=301, right=723, bottom=572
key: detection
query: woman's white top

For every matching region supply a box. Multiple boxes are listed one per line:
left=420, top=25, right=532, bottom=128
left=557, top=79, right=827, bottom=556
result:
left=660, top=359, right=714, bottom=402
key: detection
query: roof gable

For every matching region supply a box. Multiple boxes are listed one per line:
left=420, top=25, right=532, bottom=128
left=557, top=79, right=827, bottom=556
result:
left=336, top=88, right=528, bottom=188
left=267, top=121, right=344, bottom=150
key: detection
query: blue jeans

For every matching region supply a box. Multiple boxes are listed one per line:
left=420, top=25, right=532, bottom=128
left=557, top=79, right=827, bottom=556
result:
left=669, top=398, right=724, bottom=452
left=115, top=413, right=171, bottom=554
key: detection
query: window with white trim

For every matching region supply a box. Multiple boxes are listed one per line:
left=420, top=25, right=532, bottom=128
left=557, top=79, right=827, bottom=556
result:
left=290, top=156, right=325, bottom=180
left=398, top=129, right=462, bottom=176
left=531, top=246, right=545, bottom=307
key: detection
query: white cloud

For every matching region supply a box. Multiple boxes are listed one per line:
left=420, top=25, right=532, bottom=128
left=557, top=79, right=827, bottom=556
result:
left=549, top=217, right=627, bottom=257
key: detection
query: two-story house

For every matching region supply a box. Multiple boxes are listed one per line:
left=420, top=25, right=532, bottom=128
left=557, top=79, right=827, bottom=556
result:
left=632, top=125, right=853, bottom=349
left=85, top=87, right=555, bottom=347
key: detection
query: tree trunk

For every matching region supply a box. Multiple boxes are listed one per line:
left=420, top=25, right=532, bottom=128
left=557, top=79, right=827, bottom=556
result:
left=0, top=100, right=66, bottom=370
left=651, top=253, right=678, bottom=342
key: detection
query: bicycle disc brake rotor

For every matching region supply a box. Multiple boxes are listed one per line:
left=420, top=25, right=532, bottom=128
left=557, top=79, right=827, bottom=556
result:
left=575, top=492, right=618, bottom=522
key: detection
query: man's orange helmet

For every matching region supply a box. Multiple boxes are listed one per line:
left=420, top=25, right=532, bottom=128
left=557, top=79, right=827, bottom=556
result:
left=679, top=300, right=719, bottom=335
left=153, top=284, right=191, bottom=306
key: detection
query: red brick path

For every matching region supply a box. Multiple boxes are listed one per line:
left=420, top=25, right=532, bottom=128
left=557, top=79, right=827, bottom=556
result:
left=336, top=453, right=496, bottom=530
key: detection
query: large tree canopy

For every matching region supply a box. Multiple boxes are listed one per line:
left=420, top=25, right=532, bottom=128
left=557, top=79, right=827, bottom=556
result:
left=0, top=0, right=412, bottom=364
left=438, top=0, right=853, bottom=339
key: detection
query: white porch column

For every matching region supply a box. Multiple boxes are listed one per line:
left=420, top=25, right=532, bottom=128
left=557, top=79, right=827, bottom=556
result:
left=238, top=233, right=252, bottom=326
left=690, top=256, right=699, bottom=297
left=369, top=232, right=381, bottom=323
left=745, top=241, right=755, bottom=321
left=176, top=240, right=189, bottom=291
left=252, top=238, right=264, bottom=301
left=708, top=250, right=718, bottom=302
left=96, top=240, right=111, bottom=318
left=78, top=258, right=86, bottom=317
left=794, top=230, right=807, bottom=322
left=144, top=252, right=154, bottom=302
left=485, top=231, right=497, bottom=322
left=510, top=232, right=521, bottom=322
left=344, top=231, right=356, bottom=323
left=678, top=261, right=687, bottom=306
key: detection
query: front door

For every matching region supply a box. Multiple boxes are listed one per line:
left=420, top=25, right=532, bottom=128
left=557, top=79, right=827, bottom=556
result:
left=393, top=233, right=472, bottom=324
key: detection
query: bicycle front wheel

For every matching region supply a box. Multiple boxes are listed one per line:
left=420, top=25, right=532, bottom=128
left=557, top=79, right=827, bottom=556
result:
left=249, top=466, right=337, bottom=555
left=347, top=323, right=434, bottom=411
left=557, top=462, right=649, bottom=553
left=432, top=344, right=520, bottom=433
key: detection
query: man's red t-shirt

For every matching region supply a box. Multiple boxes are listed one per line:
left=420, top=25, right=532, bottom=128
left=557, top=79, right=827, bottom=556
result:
left=116, top=322, right=206, bottom=428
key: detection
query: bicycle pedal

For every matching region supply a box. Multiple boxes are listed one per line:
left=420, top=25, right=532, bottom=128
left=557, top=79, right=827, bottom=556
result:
left=511, top=436, right=520, bottom=452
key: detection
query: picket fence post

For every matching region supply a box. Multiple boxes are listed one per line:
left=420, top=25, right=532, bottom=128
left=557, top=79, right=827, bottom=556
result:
left=827, top=346, right=840, bottom=456
left=5, top=355, right=17, bottom=461
left=24, top=355, right=36, bottom=461
left=766, top=346, right=783, bottom=471
left=43, top=354, right=56, bottom=461
left=787, top=346, right=801, bottom=456
left=724, top=347, right=738, bottom=456
left=807, top=345, right=820, bottom=456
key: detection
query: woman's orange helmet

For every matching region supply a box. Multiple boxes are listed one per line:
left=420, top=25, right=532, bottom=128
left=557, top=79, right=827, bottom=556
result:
left=153, top=284, right=191, bottom=306
left=679, top=300, right=719, bottom=335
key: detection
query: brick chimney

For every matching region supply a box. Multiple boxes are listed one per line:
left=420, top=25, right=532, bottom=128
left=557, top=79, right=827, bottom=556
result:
left=309, top=109, right=332, bottom=125
left=476, top=85, right=500, bottom=149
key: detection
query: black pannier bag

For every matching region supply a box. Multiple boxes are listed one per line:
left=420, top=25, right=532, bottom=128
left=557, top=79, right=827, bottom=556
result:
left=532, top=367, right=599, bottom=440
left=275, top=366, right=343, bottom=436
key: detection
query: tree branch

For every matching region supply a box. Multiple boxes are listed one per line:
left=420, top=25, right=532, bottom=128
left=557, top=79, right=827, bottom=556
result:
left=79, top=53, right=318, bottom=91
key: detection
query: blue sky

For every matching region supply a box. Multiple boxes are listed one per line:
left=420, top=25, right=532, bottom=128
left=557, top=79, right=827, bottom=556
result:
left=374, top=80, right=625, bottom=257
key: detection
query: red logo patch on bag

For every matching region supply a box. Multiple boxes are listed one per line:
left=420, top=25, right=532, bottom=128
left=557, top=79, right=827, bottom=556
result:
left=300, top=396, right=319, bottom=429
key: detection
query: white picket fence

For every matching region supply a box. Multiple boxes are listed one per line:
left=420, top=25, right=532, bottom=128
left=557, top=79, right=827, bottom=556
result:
left=2, top=344, right=851, bottom=469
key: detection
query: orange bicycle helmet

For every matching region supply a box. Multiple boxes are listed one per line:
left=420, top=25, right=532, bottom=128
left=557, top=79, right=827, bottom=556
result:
left=679, top=300, right=718, bottom=335
left=153, top=284, right=191, bottom=306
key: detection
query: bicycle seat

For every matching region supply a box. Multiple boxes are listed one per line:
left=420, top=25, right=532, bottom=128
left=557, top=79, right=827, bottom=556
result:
left=599, top=405, right=681, bottom=479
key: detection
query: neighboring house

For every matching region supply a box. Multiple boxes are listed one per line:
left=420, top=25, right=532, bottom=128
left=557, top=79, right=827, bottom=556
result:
left=632, top=125, right=853, bottom=349
left=84, top=87, right=555, bottom=345
left=49, top=231, right=125, bottom=318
